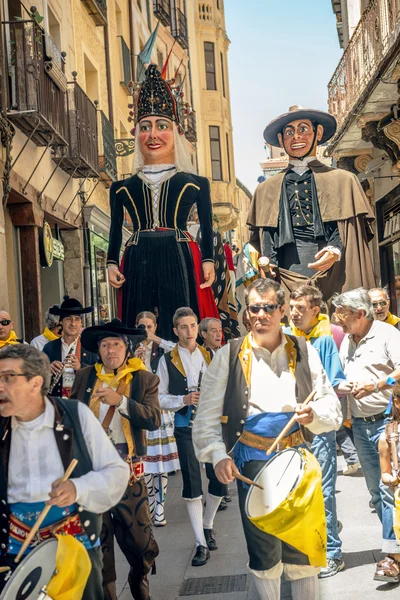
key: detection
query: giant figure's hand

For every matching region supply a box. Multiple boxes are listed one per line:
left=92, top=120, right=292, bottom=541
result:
left=108, top=265, right=126, bottom=289
left=308, top=249, right=338, bottom=272
left=200, top=262, right=216, bottom=289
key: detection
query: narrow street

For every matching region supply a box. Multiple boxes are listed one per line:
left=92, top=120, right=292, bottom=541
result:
left=115, top=454, right=400, bottom=600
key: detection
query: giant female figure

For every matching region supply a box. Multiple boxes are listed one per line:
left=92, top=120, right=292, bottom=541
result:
left=107, top=66, right=217, bottom=339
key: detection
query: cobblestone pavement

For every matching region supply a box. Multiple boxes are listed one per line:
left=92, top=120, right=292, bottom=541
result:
left=115, top=455, right=400, bottom=599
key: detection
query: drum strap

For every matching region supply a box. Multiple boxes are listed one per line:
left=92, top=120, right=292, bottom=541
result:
left=239, top=429, right=304, bottom=452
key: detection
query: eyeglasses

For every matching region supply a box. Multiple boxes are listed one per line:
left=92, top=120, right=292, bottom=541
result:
left=0, top=320, right=12, bottom=326
left=372, top=300, right=388, bottom=308
left=0, top=373, right=28, bottom=385
left=334, top=310, right=351, bottom=321
left=248, top=304, right=280, bottom=315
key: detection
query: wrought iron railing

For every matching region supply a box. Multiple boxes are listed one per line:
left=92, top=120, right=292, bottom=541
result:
left=80, top=0, right=107, bottom=26
left=328, top=0, right=400, bottom=129
left=153, top=0, right=171, bottom=26
left=5, top=18, right=68, bottom=147
left=172, top=7, right=189, bottom=49
left=98, top=110, right=117, bottom=185
left=119, top=36, right=131, bottom=91
left=185, top=110, right=197, bottom=143
left=53, top=78, right=98, bottom=177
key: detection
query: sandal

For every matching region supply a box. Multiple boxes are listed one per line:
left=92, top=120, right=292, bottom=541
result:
left=374, top=556, right=400, bottom=583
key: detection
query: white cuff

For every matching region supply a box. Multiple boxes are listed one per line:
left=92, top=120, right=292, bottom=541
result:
left=118, top=395, right=128, bottom=413
left=325, top=246, right=341, bottom=261
left=70, top=477, right=85, bottom=507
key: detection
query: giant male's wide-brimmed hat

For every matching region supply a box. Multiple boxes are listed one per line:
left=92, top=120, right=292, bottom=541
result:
left=49, top=296, right=94, bottom=318
left=81, top=318, right=147, bottom=353
left=263, top=105, right=337, bottom=147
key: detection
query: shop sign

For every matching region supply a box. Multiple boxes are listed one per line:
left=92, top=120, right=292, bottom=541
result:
left=53, top=238, right=65, bottom=261
left=39, top=222, right=65, bottom=267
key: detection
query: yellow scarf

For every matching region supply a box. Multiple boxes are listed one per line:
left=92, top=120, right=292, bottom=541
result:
left=386, top=312, right=400, bottom=327
left=43, top=327, right=61, bottom=342
left=0, top=330, right=19, bottom=348
left=91, top=358, right=147, bottom=456
left=290, top=313, right=332, bottom=341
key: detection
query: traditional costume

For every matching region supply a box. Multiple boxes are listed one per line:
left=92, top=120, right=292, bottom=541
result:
left=0, top=391, right=129, bottom=599
left=107, top=65, right=218, bottom=340
left=157, top=342, right=228, bottom=566
left=248, top=106, right=376, bottom=299
left=71, top=319, right=161, bottom=600
left=42, top=297, right=97, bottom=399
left=192, top=332, right=342, bottom=599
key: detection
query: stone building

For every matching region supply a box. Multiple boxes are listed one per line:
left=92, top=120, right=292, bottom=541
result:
left=0, top=0, right=242, bottom=340
left=328, top=0, right=400, bottom=311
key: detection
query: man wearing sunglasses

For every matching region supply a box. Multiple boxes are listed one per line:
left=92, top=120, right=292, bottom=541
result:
left=193, top=278, right=342, bottom=600
left=368, top=288, right=400, bottom=330
left=0, top=312, right=24, bottom=349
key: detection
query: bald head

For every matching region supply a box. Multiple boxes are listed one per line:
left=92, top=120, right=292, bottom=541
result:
left=0, top=311, right=13, bottom=341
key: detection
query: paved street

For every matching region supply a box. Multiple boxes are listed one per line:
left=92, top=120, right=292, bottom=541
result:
left=115, top=455, right=400, bottom=600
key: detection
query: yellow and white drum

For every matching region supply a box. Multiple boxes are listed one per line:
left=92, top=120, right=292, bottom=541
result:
left=245, top=447, right=327, bottom=567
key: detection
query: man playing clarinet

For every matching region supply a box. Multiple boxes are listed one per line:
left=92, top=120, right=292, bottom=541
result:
left=193, top=279, right=342, bottom=599
left=157, top=307, right=227, bottom=567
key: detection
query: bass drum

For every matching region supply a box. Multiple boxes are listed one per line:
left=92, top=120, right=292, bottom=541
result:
left=0, top=538, right=57, bottom=600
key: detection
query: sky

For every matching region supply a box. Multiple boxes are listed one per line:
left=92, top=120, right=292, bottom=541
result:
left=225, top=0, right=344, bottom=192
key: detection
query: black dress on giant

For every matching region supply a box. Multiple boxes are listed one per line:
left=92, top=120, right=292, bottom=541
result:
left=106, top=172, right=215, bottom=340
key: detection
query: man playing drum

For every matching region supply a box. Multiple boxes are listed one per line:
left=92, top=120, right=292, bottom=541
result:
left=0, top=345, right=129, bottom=599
left=193, top=279, right=342, bottom=599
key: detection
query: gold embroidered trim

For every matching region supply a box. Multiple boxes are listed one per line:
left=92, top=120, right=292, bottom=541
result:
left=173, top=183, right=200, bottom=229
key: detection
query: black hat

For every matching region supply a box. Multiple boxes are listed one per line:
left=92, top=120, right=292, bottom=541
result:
left=136, top=65, right=180, bottom=125
left=81, top=318, right=147, bottom=354
left=263, top=105, right=337, bottom=147
left=49, top=296, right=94, bottom=318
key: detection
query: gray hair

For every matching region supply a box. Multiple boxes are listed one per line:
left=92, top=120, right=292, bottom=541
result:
left=0, top=345, right=51, bottom=396
left=332, top=288, right=374, bottom=320
left=244, top=278, right=285, bottom=307
left=199, top=318, right=221, bottom=336
left=368, top=287, right=390, bottom=300
left=45, top=307, right=60, bottom=329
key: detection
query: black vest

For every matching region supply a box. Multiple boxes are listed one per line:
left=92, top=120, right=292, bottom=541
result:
left=0, top=397, right=101, bottom=556
left=222, top=335, right=313, bottom=453
left=164, top=352, right=190, bottom=419
left=150, top=343, right=164, bottom=375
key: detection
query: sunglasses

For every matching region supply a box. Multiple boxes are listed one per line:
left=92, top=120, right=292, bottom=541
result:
left=0, top=320, right=12, bottom=326
left=248, top=304, right=280, bottom=315
left=372, top=300, right=388, bottom=308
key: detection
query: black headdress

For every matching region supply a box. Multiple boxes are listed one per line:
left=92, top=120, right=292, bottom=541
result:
left=136, top=65, right=180, bottom=126
left=81, top=318, right=146, bottom=354
left=49, top=296, right=94, bottom=318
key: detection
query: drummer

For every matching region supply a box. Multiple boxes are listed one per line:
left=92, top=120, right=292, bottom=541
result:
left=0, top=345, right=130, bottom=599
left=193, top=279, right=342, bottom=600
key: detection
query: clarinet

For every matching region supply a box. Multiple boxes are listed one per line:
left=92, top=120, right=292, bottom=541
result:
left=189, top=368, right=203, bottom=428
left=49, top=337, right=79, bottom=394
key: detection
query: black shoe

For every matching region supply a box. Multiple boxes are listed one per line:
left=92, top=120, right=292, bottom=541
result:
left=204, top=528, right=218, bottom=551
left=217, top=498, right=228, bottom=511
left=128, top=574, right=151, bottom=600
left=224, top=494, right=232, bottom=503
left=191, top=545, right=210, bottom=566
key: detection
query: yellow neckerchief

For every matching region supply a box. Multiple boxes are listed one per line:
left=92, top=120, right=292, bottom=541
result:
left=90, top=358, right=147, bottom=456
left=0, top=330, right=19, bottom=348
left=386, top=312, right=400, bottom=327
left=290, top=313, right=332, bottom=341
left=238, top=332, right=298, bottom=387
left=43, top=327, right=61, bottom=342
left=169, top=343, right=211, bottom=377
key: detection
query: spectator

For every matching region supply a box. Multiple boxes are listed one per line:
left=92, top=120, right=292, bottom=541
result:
left=368, top=287, right=400, bottom=330
left=30, top=306, right=62, bottom=350
left=0, top=311, right=23, bottom=348
left=199, top=318, right=223, bottom=355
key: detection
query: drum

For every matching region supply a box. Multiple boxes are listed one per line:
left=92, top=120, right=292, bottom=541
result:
left=245, top=447, right=305, bottom=520
left=0, top=538, right=57, bottom=600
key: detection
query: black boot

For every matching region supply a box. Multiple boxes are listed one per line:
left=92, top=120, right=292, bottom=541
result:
left=191, top=545, right=210, bottom=566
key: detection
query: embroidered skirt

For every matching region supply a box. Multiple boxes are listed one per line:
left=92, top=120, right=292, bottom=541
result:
left=143, top=410, right=180, bottom=474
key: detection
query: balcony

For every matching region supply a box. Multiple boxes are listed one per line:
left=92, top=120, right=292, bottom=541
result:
left=185, top=110, right=197, bottom=143
left=172, top=7, right=189, bottom=50
left=4, top=18, right=68, bottom=147
left=153, top=0, right=171, bottom=26
left=118, top=36, right=131, bottom=93
left=328, top=0, right=400, bottom=131
left=53, top=79, right=98, bottom=178
left=98, top=110, right=117, bottom=186
left=81, top=0, right=107, bottom=26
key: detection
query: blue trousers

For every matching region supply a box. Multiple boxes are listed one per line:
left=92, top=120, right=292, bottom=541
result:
left=311, top=430, right=342, bottom=560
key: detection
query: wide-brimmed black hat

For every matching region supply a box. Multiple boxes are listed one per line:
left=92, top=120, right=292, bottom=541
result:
left=81, top=318, right=147, bottom=353
left=49, top=296, right=94, bottom=318
left=263, top=105, right=337, bottom=147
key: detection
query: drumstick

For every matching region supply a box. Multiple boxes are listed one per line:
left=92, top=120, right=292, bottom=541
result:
left=233, top=471, right=264, bottom=490
left=14, top=459, right=78, bottom=564
left=266, top=390, right=317, bottom=456
left=0, top=566, right=10, bottom=573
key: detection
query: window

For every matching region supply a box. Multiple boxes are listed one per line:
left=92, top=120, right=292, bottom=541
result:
left=204, top=42, right=216, bottom=90
left=84, top=54, right=99, bottom=104
left=157, top=50, right=164, bottom=72
left=216, top=0, right=220, bottom=8
left=138, top=0, right=142, bottom=11
left=209, top=126, right=222, bottom=181
left=226, top=133, right=231, bottom=182
left=220, top=52, right=226, bottom=98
